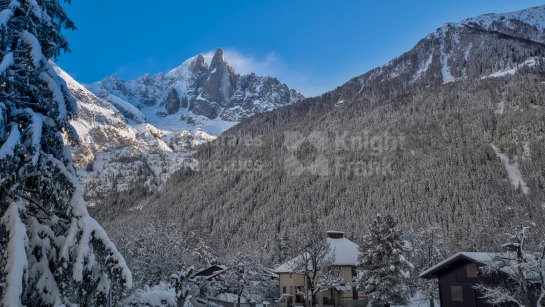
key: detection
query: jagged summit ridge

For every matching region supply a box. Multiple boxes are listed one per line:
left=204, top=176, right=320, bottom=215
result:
left=89, top=48, right=304, bottom=132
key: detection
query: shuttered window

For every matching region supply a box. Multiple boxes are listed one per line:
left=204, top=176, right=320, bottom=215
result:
left=466, top=263, right=478, bottom=278
left=451, top=286, right=463, bottom=302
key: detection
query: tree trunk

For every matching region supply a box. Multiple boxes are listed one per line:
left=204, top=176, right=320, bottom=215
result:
left=538, top=286, right=545, bottom=307
left=177, top=298, right=186, bottom=307
left=429, top=297, right=434, bottom=307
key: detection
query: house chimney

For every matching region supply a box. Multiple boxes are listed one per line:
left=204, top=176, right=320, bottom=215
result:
left=326, top=231, right=344, bottom=239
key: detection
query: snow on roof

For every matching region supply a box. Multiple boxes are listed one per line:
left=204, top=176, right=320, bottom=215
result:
left=327, top=237, right=359, bottom=266
left=419, top=252, right=498, bottom=278
left=274, top=237, right=360, bottom=273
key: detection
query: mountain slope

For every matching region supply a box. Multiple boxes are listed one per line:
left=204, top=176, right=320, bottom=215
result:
left=55, top=66, right=204, bottom=206
left=55, top=65, right=170, bottom=166
left=97, top=6, right=545, bottom=282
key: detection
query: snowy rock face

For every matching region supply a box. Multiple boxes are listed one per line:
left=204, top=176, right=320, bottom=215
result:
left=88, top=48, right=304, bottom=126
left=55, top=65, right=159, bottom=166
left=55, top=65, right=216, bottom=206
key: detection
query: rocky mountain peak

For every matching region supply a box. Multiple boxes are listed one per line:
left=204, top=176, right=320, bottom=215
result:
left=210, top=48, right=225, bottom=66
left=89, top=48, right=304, bottom=130
left=189, top=54, right=208, bottom=73
left=204, top=48, right=236, bottom=107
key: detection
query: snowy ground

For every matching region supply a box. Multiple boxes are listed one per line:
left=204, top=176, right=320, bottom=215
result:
left=123, top=283, right=177, bottom=306
left=491, top=144, right=530, bottom=195
left=392, top=291, right=439, bottom=307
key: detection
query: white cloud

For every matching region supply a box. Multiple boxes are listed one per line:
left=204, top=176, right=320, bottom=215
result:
left=201, top=49, right=279, bottom=76
left=197, top=48, right=325, bottom=97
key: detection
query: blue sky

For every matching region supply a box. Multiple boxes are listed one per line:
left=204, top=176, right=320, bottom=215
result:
left=56, top=0, right=545, bottom=96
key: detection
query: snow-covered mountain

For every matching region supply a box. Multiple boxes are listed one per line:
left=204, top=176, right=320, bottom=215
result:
left=54, top=66, right=206, bottom=205
left=88, top=48, right=304, bottom=134
left=336, top=5, right=545, bottom=102
left=55, top=66, right=170, bottom=165
left=56, top=49, right=302, bottom=205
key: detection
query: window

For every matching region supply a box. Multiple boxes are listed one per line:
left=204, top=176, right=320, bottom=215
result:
left=283, top=287, right=286, bottom=294
left=466, top=263, right=478, bottom=278
left=289, top=273, right=293, bottom=279
left=451, top=286, right=463, bottom=302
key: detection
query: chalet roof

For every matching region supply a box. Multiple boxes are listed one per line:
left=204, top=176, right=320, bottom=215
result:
left=420, top=252, right=499, bottom=279
left=274, top=237, right=359, bottom=273
left=193, top=264, right=228, bottom=280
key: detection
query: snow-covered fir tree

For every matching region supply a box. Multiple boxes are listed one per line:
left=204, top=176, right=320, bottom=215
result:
left=355, top=214, right=413, bottom=307
left=408, top=225, right=450, bottom=307
left=0, top=0, right=132, bottom=305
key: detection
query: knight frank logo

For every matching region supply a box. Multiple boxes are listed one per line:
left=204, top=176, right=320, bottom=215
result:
left=283, top=130, right=402, bottom=177
left=283, top=131, right=330, bottom=176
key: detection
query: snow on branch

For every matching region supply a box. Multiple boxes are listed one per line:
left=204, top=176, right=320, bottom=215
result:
left=20, top=31, right=68, bottom=121
left=21, top=31, right=44, bottom=67
left=0, top=52, right=13, bottom=75
left=27, top=217, right=63, bottom=306
left=1, top=200, right=29, bottom=307
left=28, top=0, right=52, bottom=25
left=0, top=0, right=20, bottom=28
left=61, top=190, right=133, bottom=289
left=28, top=111, right=42, bottom=164
left=43, top=153, right=80, bottom=189
left=0, top=122, right=21, bottom=160
left=39, top=70, right=67, bottom=121
left=11, top=108, right=43, bottom=164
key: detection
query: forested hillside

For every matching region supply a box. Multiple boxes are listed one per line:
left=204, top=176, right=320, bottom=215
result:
left=93, top=6, right=545, bottom=286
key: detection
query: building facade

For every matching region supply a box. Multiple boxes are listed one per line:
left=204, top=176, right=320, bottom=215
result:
left=420, top=252, right=541, bottom=307
left=274, top=231, right=366, bottom=307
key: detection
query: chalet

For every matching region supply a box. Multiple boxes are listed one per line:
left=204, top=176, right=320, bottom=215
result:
left=420, top=252, right=541, bottom=307
left=274, top=231, right=366, bottom=307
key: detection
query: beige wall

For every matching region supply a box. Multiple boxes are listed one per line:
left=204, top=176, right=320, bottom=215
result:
left=278, top=272, right=306, bottom=297
left=339, top=266, right=355, bottom=300
left=339, top=266, right=353, bottom=283
left=278, top=266, right=360, bottom=303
